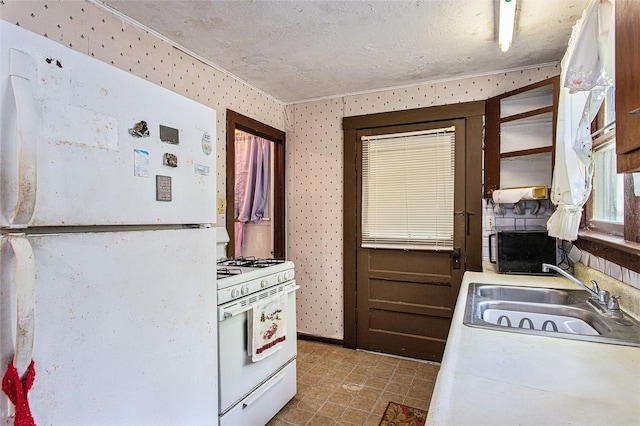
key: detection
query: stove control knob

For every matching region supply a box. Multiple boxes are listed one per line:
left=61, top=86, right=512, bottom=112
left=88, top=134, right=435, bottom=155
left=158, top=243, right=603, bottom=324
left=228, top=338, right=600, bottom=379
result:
left=231, top=288, right=240, bottom=298
left=241, top=285, right=249, bottom=295
left=284, top=271, right=293, bottom=281
left=277, top=274, right=284, bottom=283
left=261, top=279, right=269, bottom=288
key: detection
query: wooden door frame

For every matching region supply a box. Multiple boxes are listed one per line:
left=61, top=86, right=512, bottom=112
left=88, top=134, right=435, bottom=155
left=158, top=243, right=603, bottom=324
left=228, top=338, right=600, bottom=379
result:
left=226, top=109, right=286, bottom=259
left=342, top=101, right=485, bottom=349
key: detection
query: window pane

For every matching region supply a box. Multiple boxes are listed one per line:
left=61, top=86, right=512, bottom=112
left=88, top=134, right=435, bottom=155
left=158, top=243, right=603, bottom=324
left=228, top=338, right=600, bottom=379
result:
left=603, top=86, right=615, bottom=125
left=592, top=139, right=624, bottom=223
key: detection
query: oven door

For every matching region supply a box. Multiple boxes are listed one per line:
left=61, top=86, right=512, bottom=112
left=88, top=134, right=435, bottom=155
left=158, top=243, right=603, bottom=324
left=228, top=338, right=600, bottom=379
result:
left=218, top=280, right=298, bottom=415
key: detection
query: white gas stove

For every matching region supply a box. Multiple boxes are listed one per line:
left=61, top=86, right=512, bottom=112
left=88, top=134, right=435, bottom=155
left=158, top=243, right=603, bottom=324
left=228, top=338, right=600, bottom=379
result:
left=216, top=257, right=295, bottom=304
left=215, top=228, right=298, bottom=426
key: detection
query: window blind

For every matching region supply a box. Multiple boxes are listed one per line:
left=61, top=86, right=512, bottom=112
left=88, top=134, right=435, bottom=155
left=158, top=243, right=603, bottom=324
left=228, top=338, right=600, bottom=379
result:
left=361, top=127, right=455, bottom=250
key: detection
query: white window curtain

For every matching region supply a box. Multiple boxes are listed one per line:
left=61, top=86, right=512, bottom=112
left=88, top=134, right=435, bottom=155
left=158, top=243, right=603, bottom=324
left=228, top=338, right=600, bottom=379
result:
left=361, top=127, right=455, bottom=250
left=547, top=0, right=614, bottom=241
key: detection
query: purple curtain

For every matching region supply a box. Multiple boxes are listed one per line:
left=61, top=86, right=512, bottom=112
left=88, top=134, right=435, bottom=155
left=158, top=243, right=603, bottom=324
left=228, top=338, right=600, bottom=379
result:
left=234, top=130, right=271, bottom=256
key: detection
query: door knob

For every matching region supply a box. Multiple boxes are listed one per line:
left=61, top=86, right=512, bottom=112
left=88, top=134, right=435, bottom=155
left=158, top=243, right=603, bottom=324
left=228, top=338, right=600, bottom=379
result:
left=452, top=247, right=461, bottom=269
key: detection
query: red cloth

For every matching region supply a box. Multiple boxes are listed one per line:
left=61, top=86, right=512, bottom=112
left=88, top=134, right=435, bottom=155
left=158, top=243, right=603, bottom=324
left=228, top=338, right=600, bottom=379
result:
left=2, top=360, right=36, bottom=426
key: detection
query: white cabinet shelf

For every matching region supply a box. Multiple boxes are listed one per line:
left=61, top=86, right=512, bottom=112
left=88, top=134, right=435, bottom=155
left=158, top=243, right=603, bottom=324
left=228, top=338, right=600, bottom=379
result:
left=484, top=76, right=559, bottom=198
left=500, top=111, right=554, bottom=153
left=500, top=85, right=555, bottom=118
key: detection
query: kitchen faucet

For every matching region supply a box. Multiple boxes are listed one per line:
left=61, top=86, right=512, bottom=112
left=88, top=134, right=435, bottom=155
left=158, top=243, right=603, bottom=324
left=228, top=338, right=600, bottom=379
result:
left=541, top=263, right=599, bottom=299
left=541, top=263, right=626, bottom=318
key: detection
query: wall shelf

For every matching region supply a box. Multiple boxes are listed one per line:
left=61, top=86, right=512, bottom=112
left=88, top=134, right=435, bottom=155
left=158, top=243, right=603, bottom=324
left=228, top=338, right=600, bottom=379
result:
left=484, top=76, right=560, bottom=198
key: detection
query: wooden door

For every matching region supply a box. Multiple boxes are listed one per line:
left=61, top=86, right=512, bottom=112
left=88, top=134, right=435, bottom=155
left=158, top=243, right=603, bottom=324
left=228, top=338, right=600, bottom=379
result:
left=355, top=119, right=466, bottom=362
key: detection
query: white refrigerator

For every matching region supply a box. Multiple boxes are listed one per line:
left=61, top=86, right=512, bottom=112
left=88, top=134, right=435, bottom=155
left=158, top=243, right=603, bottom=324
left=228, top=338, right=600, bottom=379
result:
left=0, top=21, right=218, bottom=425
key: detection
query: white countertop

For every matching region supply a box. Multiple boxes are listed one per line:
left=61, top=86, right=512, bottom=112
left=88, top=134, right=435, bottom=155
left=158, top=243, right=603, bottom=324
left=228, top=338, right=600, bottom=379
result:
left=426, top=271, right=640, bottom=426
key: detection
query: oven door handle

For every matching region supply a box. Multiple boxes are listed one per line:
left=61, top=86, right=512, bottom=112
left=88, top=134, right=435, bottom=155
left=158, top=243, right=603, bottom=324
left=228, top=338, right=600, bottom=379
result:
left=242, top=368, right=287, bottom=409
left=219, top=282, right=299, bottom=321
left=222, top=304, right=253, bottom=320
left=285, top=284, right=300, bottom=294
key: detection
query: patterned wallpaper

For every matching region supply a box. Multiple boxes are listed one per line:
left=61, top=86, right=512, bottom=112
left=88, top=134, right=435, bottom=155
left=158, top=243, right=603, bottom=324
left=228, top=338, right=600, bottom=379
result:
left=2, top=1, right=570, bottom=341
left=289, top=66, right=562, bottom=339
left=0, top=0, right=286, bottom=229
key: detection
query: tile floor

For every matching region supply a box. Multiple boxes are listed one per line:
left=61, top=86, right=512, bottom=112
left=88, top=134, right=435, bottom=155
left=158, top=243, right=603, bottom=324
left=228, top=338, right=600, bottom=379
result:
left=267, top=339, right=440, bottom=426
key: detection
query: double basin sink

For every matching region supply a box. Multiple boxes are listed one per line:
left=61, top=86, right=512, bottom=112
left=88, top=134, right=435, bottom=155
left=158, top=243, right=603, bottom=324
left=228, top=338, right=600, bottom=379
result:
left=463, top=283, right=640, bottom=347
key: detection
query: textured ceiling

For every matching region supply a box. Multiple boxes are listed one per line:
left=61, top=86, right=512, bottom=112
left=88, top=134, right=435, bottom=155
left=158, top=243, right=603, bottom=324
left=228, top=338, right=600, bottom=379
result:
left=97, top=0, right=589, bottom=103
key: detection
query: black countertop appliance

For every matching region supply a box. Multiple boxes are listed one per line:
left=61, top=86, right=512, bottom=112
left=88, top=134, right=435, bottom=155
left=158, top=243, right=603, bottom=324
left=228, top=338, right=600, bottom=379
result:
left=489, top=227, right=558, bottom=274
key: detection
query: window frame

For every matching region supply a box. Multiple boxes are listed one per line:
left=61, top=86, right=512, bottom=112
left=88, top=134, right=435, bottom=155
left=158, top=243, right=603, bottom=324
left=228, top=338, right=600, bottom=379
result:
left=585, top=115, right=623, bottom=237
left=578, top=101, right=640, bottom=274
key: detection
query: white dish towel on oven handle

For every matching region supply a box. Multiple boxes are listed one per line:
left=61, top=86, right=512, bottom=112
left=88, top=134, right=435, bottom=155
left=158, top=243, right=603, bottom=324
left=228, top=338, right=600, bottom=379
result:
left=248, top=292, right=287, bottom=362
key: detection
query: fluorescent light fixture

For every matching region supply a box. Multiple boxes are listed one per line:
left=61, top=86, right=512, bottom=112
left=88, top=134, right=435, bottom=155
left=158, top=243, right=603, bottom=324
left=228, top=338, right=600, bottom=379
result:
left=499, top=0, right=517, bottom=52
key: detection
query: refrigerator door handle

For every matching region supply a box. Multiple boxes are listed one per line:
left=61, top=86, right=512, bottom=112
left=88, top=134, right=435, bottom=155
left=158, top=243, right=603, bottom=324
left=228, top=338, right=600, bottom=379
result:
left=5, top=234, right=36, bottom=378
left=8, top=49, right=38, bottom=227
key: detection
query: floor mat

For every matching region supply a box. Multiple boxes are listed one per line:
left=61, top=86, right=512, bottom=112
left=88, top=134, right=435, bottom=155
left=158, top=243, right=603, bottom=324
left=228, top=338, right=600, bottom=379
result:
left=379, top=401, right=427, bottom=426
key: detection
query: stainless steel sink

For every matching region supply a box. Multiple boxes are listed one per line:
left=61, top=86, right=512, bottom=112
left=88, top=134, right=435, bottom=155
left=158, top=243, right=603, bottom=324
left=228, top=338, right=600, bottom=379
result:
left=463, top=283, right=640, bottom=347
left=476, top=285, right=572, bottom=305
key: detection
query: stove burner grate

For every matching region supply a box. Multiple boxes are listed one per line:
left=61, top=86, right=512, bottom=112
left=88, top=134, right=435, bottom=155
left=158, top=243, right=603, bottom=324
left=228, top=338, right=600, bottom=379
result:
left=217, top=256, right=256, bottom=267
left=217, top=267, right=242, bottom=279
left=250, top=259, right=286, bottom=268
left=217, top=257, right=286, bottom=268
